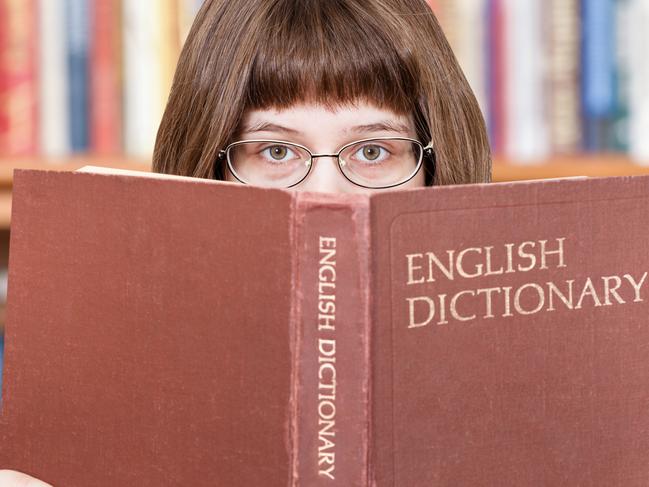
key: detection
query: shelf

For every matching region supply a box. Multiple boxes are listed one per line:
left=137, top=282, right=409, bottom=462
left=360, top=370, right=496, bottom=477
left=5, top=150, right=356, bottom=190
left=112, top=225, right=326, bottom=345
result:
left=492, top=154, right=649, bottom=181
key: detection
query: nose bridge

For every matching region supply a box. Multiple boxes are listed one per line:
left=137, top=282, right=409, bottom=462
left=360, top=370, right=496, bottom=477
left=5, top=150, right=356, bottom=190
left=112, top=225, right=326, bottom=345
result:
left=299, top=154, right=350, bottom=193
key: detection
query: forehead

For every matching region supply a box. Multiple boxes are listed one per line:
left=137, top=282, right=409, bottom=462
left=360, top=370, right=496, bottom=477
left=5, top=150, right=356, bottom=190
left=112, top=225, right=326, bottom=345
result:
left=239, top=101, right=415, bottom=135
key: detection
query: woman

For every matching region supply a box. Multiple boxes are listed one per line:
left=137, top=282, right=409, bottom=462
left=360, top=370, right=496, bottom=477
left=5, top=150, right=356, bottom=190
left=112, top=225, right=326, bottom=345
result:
left=1, top=0, right=490, bottom=484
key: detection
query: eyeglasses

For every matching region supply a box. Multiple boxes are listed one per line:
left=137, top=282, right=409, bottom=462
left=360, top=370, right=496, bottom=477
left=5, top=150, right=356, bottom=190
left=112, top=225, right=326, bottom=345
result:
left=216, top=137, right=434, bottom=189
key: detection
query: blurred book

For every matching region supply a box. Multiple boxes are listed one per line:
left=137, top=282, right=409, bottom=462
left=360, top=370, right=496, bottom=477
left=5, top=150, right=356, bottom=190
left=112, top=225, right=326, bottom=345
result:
left=0, top=0, right=38, bottom=156
left=0, top=0, right=204, bottom=160
left=429, top=0, right=649, bottom=165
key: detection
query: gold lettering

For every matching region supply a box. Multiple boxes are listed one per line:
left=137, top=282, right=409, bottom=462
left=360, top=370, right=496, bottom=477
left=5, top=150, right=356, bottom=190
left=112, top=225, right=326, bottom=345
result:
left=456, top=248, right=483, bottom=279
left=624, top=272, right=648, bottom=302
left=406, top=296, right=435, bottom=328
left=406, top=253, right=425, bottom=285
left=517, top=241, right=537, bottom=272
left=514, top=283, right=545, bottom=315
left=450, top=290, right=476, bottom=321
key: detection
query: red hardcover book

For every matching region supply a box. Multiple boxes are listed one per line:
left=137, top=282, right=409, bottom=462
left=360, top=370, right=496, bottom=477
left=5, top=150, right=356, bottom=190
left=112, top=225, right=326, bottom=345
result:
left=1, top=168, right=649, bottom=486
left=89, top=0, right=122, bottom=153
left=0, top=0, right=38, bottom=155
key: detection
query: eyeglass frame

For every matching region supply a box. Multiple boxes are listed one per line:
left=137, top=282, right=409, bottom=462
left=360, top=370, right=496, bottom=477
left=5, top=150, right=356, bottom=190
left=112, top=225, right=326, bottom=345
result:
left=216, top=136, right=436, bottom=189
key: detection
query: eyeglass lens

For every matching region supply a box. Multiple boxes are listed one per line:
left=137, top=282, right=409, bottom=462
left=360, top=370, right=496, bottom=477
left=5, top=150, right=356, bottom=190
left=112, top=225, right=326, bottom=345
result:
left=227, top=139, right=422, bottom=188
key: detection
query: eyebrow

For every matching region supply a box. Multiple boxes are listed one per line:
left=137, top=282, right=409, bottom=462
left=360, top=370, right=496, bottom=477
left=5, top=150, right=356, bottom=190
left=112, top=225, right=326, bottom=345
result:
left=240, top=119, right=413, bottom=136
left=346, top=121, right=412, bottom=135
left=241, top=122, right=301, bottom=135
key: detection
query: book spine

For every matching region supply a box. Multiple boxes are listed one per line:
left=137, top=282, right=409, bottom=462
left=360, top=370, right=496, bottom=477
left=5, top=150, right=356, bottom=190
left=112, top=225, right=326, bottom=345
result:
left=612, top=0, right=631, bottom=152
left=290, top=194, right=371, bottom=486
left=487, top=0, right=506, bottom=155
left=503, top=0, right=549, bottom=162
left=66, top=0, right=90, bottom=153
left=0, top=0, right=38, bottom=156
left=628, top=0, right=649, bottom=163
left=38, top=0, right=70, bottom=157
left=547, top=0, right=582, bottom=154
left=453, top=0, right=489, bottom=122
left=122, top=0, right=163, bottom=157
left=581, top=0, right=616, bottom=152
left=90, top=0, right=122, bottom=153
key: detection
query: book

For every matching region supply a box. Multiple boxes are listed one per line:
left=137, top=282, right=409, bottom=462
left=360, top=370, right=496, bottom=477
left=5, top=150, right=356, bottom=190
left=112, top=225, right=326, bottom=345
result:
left=503, top=0, right=548, bottom=162
left=486, top=0, right=506, bottom=154
left=38, top=0, right=70, bottom=157
left=1, top=168, right=649, bottom=486
left=89, top=0, right=122, bottom=154
left=581, top=0, right=616, bottom=152
left=66, top=0, right=90, bottom=153
left=121, top=0, right=166, bottom=157
left=628, top=0, right=649, bottom=163
left=435, top=0, right=489, bottom=122
left=612, top=0, right=631, bottom=153
left=0, top=0, right=38, bottom=156
left=547, top=0, right=582, bottom=154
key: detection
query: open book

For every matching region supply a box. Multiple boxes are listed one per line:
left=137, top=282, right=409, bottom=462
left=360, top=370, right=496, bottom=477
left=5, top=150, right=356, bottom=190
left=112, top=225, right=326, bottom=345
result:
left=1, top=167, right=648, bottom=486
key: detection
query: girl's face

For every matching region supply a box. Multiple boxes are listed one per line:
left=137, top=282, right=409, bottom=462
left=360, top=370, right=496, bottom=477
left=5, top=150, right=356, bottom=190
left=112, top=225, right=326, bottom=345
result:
left=224, top=101, right=427, bottom=194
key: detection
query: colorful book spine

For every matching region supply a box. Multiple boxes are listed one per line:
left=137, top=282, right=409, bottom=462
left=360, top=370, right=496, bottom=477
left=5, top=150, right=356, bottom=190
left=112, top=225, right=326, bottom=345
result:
left=0, top=0, right=38, bottom=156
left=90, top=0, right=122, bottom=154
left=122, top=0, right=164, bottom=157
left=503, top=0, right=548, bottom=162
left=39, top=0, right=70, bottom=157
left=66, top=0, right=91, bottom=153
left=453, top=0, right=489, bottom=124
left=581, top=0, right=616, bottom=152
left=547, top=0, right=582, bottom=154
left=486, top=0, right=506, bottom=155
left=612, top=0, right=631, bottom=153
left=627, top=0, right=649, bottom=163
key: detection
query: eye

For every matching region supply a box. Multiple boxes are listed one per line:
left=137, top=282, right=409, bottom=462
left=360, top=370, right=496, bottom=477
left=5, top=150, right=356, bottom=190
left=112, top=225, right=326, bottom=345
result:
left=354, top=144, right=389, bottom=163
left=260, top=144, right=296, bottom=162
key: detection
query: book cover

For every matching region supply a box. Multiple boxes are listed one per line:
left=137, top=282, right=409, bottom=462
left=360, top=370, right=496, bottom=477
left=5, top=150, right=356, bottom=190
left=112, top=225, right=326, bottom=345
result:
left=0, top=0, right=38, bottom=156
left=1, top=169, right=649, bottom=485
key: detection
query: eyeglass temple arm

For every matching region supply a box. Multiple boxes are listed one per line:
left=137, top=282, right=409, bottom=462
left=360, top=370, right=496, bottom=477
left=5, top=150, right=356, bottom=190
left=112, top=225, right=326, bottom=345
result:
left=423, top=145, right=436, bottom=183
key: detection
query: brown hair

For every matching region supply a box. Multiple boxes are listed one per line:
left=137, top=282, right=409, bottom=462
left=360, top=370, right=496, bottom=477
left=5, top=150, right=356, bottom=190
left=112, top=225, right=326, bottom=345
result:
left=152, top=0, right=491, bottom=185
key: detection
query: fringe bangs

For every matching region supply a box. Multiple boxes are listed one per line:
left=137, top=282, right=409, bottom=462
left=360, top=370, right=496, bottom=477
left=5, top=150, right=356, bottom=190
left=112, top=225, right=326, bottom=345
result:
left=244, top=0, right=420, bottom=114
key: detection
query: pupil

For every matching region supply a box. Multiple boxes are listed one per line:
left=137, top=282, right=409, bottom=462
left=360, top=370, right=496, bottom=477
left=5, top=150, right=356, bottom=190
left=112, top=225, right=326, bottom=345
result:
left=271, top=146, right=287, bottom=159
left=363, top=146, right=379, bottom=160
